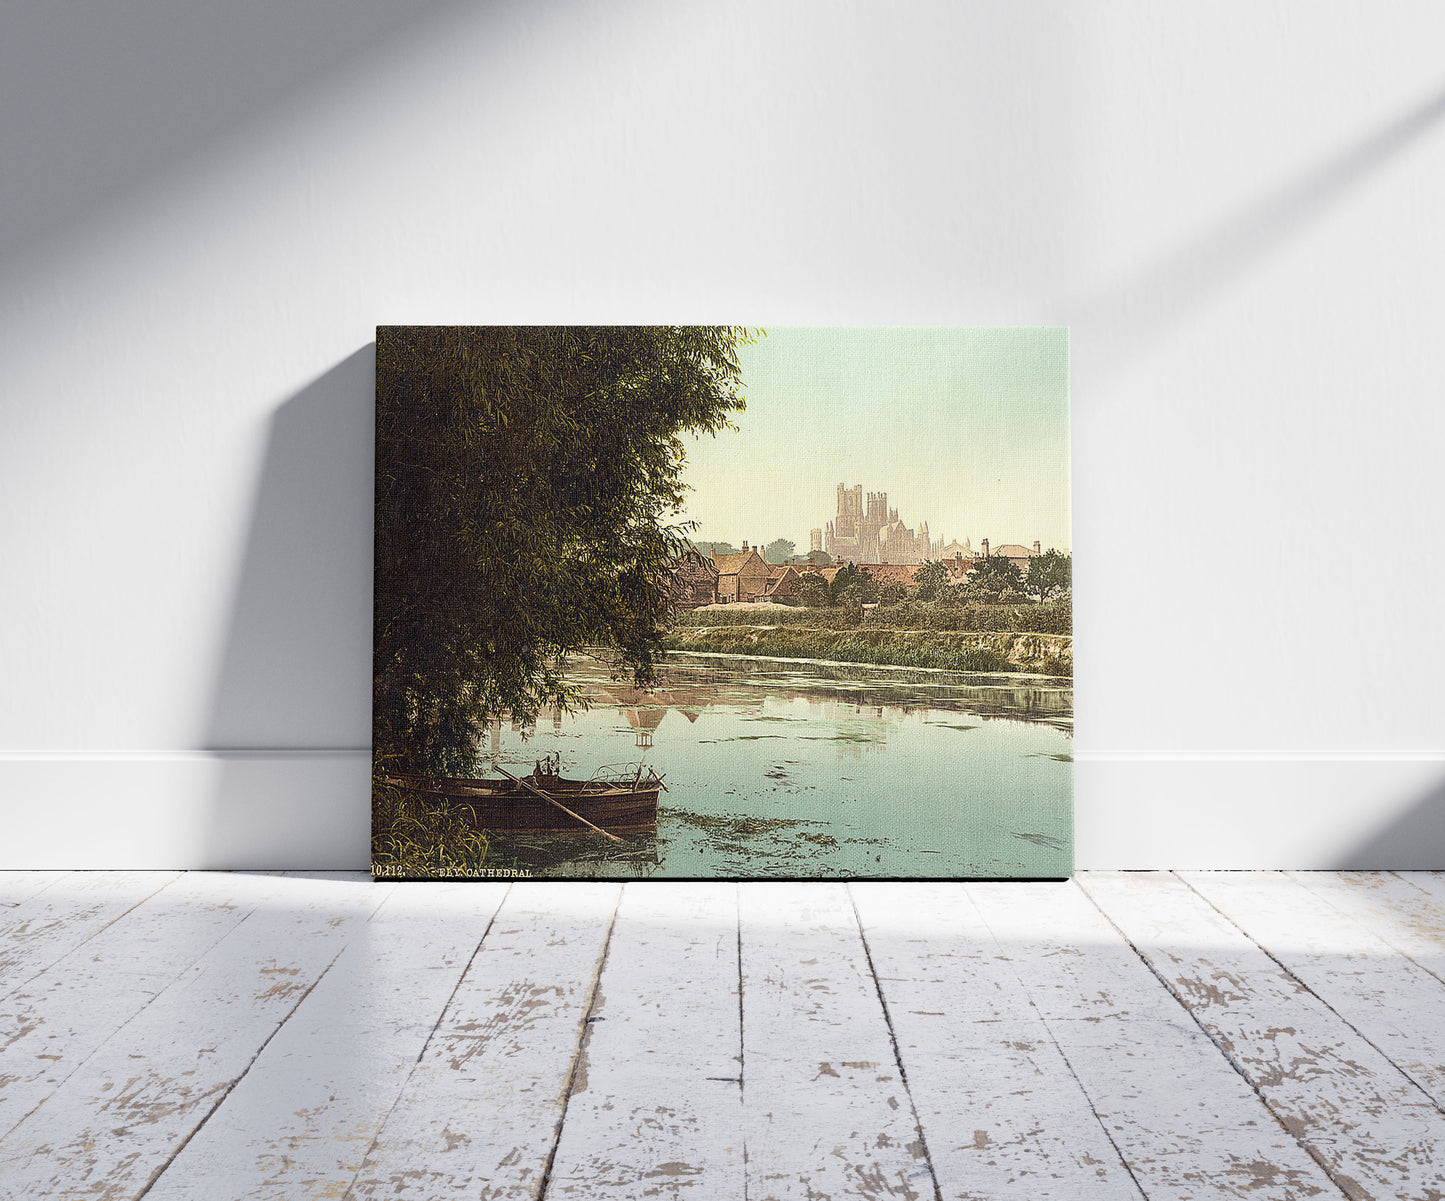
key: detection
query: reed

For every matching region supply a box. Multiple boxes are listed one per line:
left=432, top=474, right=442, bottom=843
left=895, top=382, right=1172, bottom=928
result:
left=371, top=780, right=491, bottom=877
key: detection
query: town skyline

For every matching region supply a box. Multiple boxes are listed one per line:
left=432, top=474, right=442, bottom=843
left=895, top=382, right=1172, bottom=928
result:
left=677, top=327, right=1070, bottom=553
left=689, top=478, right=1067, bottom=564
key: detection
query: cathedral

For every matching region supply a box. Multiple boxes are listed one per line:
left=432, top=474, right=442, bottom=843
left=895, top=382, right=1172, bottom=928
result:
left=820, top=483, right=933, bottom=565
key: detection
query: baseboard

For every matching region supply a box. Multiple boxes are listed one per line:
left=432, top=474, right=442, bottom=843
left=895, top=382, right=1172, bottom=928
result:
left=1, top=752, right=1442, bottom=870
left=1074, top=753, right=1445, bottom=869
left=0, top=751, right=371, bottom=870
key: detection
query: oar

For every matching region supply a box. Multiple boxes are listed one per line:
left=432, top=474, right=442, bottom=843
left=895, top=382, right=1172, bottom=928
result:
left=495, top=766, right=624, bottom=844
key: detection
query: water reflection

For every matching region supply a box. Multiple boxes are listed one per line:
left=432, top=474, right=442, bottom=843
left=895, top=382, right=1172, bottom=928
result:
left=601, top=683, right=710, bottom=748
left=482, top=654, right=1073, bottom=881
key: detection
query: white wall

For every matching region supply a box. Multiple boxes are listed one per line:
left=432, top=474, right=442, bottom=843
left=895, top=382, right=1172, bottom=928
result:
left=3, top=0, right=1443, bottom=869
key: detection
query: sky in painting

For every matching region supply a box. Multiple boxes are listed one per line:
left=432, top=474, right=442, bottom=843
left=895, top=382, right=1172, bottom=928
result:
left=677, top=327, right=1071, bottom=554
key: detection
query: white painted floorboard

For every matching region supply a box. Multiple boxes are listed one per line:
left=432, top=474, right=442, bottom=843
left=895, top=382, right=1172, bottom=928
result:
left=346, top=882, right=621, bottom=1199
left=143, top=881, right=510, bottom=1200
left=852, top=882, right=1144, bottom=1200
left=1, top=872, right=1444, bottom=1201
left=543, top=882, right=743, bottom=1200
left=1083, top=873, right=1445, bottom=1199
left=0, top=873, right=389, bottom=1198
left=972, top=881, right=1340, bottom=1200
left=739, top=882, right=937, bottom=1200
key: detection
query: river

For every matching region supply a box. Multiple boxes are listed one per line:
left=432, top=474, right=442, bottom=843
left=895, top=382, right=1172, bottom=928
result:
left=480, top=652, right=1072, bottom=879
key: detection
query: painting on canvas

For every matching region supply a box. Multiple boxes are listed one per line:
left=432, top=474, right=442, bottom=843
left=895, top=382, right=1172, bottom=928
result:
left=373, top=326, right=1071, bottom=880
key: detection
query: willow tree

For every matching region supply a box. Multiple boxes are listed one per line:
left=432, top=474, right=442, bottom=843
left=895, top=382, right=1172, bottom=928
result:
left=374, top=325, right=751, bottom=775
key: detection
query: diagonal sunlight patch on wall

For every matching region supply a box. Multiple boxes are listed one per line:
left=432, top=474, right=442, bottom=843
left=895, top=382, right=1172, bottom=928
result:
left=1066, top=81, right=1445, bottom=385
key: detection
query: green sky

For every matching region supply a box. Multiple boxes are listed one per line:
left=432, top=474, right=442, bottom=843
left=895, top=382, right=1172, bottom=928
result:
left=678, top=327, right=1071, bottom=554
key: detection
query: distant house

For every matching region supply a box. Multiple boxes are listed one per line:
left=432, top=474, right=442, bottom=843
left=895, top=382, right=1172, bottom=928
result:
left=670, top=548, right=719, bottom=609
left=794, top=564, right=842, bottom=584
left=991, top=541, right=1043, bottom=573
left=765, top=564, right=804, bottom=602
left=713, top=543, right=769, bottom=602
left=859, top=563, right=920, bottom=589
left=942, top=555, right=980, bottom=585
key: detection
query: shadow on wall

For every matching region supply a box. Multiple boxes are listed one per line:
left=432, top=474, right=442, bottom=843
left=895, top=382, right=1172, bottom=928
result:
left=1337, top=774, right=1445, bottom=871
left=1070, top=83, right=1445, bottom=383
left=0, top=0, right=472, bottom=281
left=203, top=347, right=375, bottom=869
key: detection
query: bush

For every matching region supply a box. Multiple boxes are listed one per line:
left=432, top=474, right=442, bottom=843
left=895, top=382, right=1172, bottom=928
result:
left=661, top=624, right=1069, bottom=675
left=669, top=599, right=1071, bottom=635
left=877, top=580, right=909, bottom=606
left=672, top=606, right=864, bottom=630
left=794, top=575, right=832, bottom=608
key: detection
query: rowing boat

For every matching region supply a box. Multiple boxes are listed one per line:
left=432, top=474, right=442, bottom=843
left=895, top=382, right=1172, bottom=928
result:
left=378, top=763, right=661, bottom=834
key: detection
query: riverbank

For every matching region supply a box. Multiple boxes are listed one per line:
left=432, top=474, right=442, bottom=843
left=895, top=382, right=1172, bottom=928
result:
left=661, top=623, right=1072, bottom=676
left=675, top=601, right=1071, bottom=635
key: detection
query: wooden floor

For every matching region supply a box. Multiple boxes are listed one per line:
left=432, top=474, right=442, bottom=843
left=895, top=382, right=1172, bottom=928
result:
left=3, top=874, right=1445, bottom=1199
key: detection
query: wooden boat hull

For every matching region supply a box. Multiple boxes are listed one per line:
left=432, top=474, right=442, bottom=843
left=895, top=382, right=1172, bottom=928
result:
left=378, top=772, right=660, bottom=835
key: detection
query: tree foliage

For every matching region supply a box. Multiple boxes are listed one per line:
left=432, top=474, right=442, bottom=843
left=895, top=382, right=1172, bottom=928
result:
left=828, top=562, right=860, bottom=602
left=913, top=559, right=949, bottom=601
left=968, top=554, right=1026, bottom=596
left=794, top=575, right=832, bottom=608
left=1025, top=549, right=1072, bottom=601
left=877, top=580, right=909, bottom=606
left=830, top=562, right=878, bottom=606
left=374, top=325, right=752, bottom=774
left=764, top=538, right=795, bottom=564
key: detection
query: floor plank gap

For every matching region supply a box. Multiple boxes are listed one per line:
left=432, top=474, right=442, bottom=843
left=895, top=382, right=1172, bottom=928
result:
left=329, top=883, right=515, bottom=1201
left=1178, top=872, right=1445, bottom=1124
left=135, top=942, right=352, bottom=1199
left=1080, top=875, right=1358, bottom=1200
left=7, top=872, right=1444, bottom=1201
left=737, top=884, right=749, bottom=1201
left=846, top=883, right=946, bottom=1201
left=535, top=886, right=624, bottom=1201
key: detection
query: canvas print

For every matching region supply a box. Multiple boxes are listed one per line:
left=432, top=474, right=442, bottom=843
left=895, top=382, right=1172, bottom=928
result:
left=373, top=326, right=1071, bottom=880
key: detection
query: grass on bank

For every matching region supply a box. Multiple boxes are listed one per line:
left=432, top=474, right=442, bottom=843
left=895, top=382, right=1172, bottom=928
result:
left=673, top=600, right=1071, bottom=635
left=662, top=624, right=1072, bottom=676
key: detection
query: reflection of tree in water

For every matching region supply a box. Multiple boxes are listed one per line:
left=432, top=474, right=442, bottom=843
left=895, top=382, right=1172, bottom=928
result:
left=655, top=657, right=1073, bottom=731
left=602, top=678, right=898, bottom=758
left=498, top=656, right=1072, bottom=769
